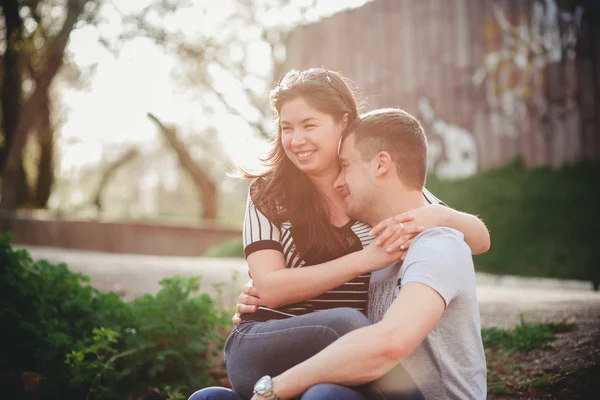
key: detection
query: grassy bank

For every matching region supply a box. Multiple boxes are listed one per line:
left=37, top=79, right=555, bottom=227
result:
left=426, top=159, right=600, bottom=286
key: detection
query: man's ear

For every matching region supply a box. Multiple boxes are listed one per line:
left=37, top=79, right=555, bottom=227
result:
left=373, top=151, right=393, bottom=177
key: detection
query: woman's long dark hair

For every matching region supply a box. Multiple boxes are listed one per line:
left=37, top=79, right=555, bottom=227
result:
left=243, top=68, right=362, bottom=260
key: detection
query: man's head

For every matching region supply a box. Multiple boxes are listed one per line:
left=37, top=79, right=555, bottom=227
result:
left=334, top=108, right=428, bottom=221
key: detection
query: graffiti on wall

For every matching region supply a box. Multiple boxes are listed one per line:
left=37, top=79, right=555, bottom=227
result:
left=418, top=98, right=478, bottom=180
left=473, top=0, right=584, bottom=137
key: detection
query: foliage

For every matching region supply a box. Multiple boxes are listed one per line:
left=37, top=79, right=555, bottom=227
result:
left=119, top=276, right=227, bottom=395
left=481, top=315, right=575, bottom=354
left=427, top=159, right=600, bottom=286
left=204, top=237, right=244, bottom=258
left=64, top=327, right=121, bottom=399
left=0, top=234, right=227, bottom=399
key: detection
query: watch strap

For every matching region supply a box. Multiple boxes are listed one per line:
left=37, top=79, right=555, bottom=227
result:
left=259, top=388, right=281, bottom=400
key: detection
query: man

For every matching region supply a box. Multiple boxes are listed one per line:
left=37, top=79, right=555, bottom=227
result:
left=251, top=108, right=487, bottom=400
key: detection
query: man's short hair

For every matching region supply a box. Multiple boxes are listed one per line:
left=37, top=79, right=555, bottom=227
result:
left=343, top=108, right=427, bottom=190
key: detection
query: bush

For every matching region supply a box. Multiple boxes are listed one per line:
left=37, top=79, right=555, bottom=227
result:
left=0, top=234, right=227, bottom=399
left=426, top=159, right=600, bottom=286
left=204, top=237, right=244, bottom=258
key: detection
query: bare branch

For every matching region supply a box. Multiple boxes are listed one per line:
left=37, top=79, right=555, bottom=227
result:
left=210, top=85, right=271, bottom=139
left=92, top=148, right=140, bottom=211
left=147, top=112, right=218, bottom=220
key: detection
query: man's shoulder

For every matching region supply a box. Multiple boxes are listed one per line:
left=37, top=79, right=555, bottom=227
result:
left=400, top=228, right=474, bottom=305
left=407, top=227, right=471, bottom=263
left=412, top=227, right=467, bottom=247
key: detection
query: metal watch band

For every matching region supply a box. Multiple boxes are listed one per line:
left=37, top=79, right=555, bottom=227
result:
left=256, top=387, right=280, bottom=400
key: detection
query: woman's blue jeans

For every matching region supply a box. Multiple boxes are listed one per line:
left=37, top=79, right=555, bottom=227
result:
left=189, top=384, right=366, bottom=400
left=188, top=308, right=423, bottom=400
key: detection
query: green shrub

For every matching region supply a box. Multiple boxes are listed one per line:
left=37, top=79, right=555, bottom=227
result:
left=204, top=237, right=244, bottom=258
left=0, top=234, right=227, bottom=399
left=426, top=159, right=600, bottom=286
left=118, top=276, right=226, bottom=396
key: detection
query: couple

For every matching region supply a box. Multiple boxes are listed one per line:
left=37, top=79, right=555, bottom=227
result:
left=189, top=68, right=489, bottom=399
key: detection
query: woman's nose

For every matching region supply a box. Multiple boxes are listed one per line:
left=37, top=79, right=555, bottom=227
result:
left=291, top=129, right=307, bottom=146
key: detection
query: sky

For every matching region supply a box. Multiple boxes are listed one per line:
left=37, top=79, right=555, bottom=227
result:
left=58, top=0, right=371, bottom=178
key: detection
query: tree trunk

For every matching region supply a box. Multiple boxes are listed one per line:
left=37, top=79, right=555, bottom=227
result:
left=0, top=0, right=84, bottom=209
left=33, top=94, right=54, bottom=208
left=147, top=113, right=218, bottom=220
left=14, top=161, right=31, bottom=207
left=0, top=0, right=23, bottom=175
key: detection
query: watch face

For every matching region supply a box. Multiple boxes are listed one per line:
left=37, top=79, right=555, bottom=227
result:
left=254, top=376, right=271, bottom=392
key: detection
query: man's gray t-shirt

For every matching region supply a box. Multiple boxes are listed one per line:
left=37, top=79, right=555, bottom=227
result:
left=387, top=227, right=486, bottom=400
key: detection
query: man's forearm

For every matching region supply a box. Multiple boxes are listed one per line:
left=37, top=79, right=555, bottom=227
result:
left=270, top=323, right=401, bottom=399
left=260, top=283, right=447, bottom=400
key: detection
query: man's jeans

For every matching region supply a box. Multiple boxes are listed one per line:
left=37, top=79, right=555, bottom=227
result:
left=188, top=308, right=424, bottom=400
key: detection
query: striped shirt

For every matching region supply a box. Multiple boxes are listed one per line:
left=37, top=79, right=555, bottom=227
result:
left=242, top=188, right=443, bottom=322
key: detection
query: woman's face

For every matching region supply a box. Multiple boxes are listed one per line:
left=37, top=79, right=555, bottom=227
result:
left=279, top=97, right=346, bottom=177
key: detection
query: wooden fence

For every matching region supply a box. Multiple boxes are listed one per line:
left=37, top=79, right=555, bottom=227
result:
left=284, top=0, right=600, bottom=179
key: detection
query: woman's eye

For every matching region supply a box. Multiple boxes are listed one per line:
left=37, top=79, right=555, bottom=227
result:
left=281, top=127, right=292, bottom=133
left=305, top=124, right=316, bottom=129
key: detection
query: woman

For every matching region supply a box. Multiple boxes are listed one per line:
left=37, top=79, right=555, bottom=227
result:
left=190, top=68, right=489, bottom=400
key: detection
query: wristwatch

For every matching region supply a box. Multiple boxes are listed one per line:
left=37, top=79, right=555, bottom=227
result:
left=253, top=375, right=281, bottom=400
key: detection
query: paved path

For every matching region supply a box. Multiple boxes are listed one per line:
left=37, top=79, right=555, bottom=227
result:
left=22, top=246, right=600, bottom=328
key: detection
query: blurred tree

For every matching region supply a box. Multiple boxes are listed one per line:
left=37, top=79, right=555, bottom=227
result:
left=0, top=0, right=102, bottom=209
left=0, top=0, right=28, bottom=206
left=147, top=113, right=217, bottom=220
left=0, top=0, right=315, bottom=218
left=112, top=0, right=315, bottom=220
left=119, top=0, right=316, bottom=139
left=91, top=147, right=139, bottom=212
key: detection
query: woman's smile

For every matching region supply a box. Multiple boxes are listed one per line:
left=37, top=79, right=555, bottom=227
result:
left=296, top=150, right=316, bottom=161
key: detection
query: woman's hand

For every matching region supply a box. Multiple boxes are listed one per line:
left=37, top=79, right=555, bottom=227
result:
left=361, top=232, right=411, bottom=272
left=369, top=204, right=449, bottom=259
left=231, top=281, right=263, bottom=325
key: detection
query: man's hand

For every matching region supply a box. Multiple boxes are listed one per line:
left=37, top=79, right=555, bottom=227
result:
left=231, top=281, right=263, bottom=325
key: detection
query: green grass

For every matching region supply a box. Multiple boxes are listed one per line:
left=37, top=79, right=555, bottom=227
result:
left=426, top=158, right=600, bottom=286
left=481, top=315, right=575, bottom=353
left=204, top=237, right=244, bottom=258
left=483, top=317, right=578, bottom=396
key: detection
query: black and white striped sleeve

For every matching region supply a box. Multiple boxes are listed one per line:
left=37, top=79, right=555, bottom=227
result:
left=243, top=195, right=283, bottom=258
left=423, top=187, right=446, bottom=206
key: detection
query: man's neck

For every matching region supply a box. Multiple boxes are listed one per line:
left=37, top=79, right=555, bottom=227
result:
left=365, top=186, right=428, bottom=226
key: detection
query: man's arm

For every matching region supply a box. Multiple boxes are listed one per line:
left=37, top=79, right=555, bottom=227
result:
left=253, top=283, right=446, bottom=400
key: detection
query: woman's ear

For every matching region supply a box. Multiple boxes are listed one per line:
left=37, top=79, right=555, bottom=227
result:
left=341, top=113, right=349, bottom=130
